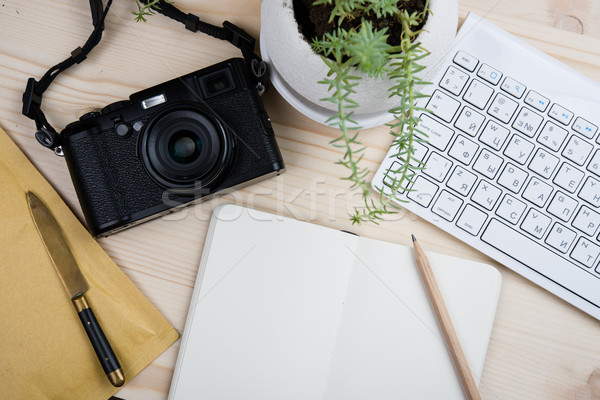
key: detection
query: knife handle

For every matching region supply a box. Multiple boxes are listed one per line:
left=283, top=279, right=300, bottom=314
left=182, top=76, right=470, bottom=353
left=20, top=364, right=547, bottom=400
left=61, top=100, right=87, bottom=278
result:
left=73, top=295, right=125, bottom=387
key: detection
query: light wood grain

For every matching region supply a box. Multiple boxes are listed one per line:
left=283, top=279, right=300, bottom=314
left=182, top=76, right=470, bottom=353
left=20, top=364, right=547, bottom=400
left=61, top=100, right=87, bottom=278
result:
left=1, top=1, right=600, bottom=399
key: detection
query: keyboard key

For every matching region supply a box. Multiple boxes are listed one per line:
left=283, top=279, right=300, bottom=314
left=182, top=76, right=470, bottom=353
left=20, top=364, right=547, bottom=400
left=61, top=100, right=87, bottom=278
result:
left=488, top=93, right=519, bottom=123
left=471, top=180, right=502, bottom=210
left=524, top=90, right=550, bottom=112
left=572, top=206, right=600, bottom=236
left=545, top=223, right=577, bottom=253
left=448, top=135, right=479, bottom=165
left=381, top=161, right=414, bottom=194
left=553, top=163, right=584, bottom=193
left=571, top=238, right=600, bottom=268
left=548, top=103, right=574, bottom=125
left=537, top=121, right=568, bottom=152
left=456, top=204, right=488, bottom=235
left=528, top=148, right=559, bottom=179
left=562, top=135, right=593, bottom=166
left=522, top=177, right=553, bottom=207
left=512, top=107, right=543, bottom=137
left=482, top=219, right=600, bottom=307
left=501, top=77, right=526, bottom=99
left=407, top=176, right=439, bottom=207
left=521, top=208, right=552, bottom=239
left=498, top=163, right=528, bottom=193
left=572, top=117, right=598, bottom=139
left=432, top=190, right=463, bottom=221
left=463, top=79, right=494, bottom=110
left=395, top=142, right=428, bottom=169
left=548, top=191, right=578, bottom=222
left=417, top=114, right=455, bottom=151
left=479, top=120, right=510, bottom=150
left=473, top=149, right=503, bottom=179
left=579, top=177, right=600, bottom=207
left=401, top=141, right=428, bottom=168
left=477, top=63, right=502, bottom=85
left=504, top=134, right=534, bottom=165
left=423, top=152, right=453, bottom=182
left=453, top=51, right=479, bottom=72
left=439, top=66, right=469, bottom=95
left=454, top=107, right=485, bottom=136
left=427, top=90, right=460, bottom=122
left=447, top=166, right=477, bottom=196
left=588, top=149, right=600, bottom=177
left=496, top=194, right=526, bottom=224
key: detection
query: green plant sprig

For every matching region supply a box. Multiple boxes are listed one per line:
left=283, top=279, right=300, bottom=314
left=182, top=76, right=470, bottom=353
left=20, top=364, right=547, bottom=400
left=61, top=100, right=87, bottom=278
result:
left=351, top=8, right=431, bottom=224
left=312, top=1, right=431, bottom=225
left=314, top=0, right=400, bottom=23
left=132, top=0, right=172, bottom=23
left=316, top=21, right=393, bottom=202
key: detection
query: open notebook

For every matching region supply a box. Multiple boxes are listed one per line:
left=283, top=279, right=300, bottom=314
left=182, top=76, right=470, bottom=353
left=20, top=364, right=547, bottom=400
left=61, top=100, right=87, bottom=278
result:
left=168, top=204, right=502, bottom=399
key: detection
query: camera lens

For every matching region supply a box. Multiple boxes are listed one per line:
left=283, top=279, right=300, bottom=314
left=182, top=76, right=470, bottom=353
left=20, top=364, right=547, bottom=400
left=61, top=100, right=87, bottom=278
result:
left=139, top=104, right=234, bottom=190
left=168, top=131, right=202, bottom=164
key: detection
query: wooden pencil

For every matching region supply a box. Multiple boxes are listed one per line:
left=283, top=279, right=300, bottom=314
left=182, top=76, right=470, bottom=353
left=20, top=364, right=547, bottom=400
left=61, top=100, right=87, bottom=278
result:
left=411, top=234, right=482, bottom=400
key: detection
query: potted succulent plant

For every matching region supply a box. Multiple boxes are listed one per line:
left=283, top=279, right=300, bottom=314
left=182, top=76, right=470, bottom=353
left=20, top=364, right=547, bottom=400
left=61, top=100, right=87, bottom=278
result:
left=261, top=0, right=458, bottom=223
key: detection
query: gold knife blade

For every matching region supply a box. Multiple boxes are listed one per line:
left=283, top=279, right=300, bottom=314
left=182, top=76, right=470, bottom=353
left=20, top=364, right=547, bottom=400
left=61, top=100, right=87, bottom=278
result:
left=27, top=191, right=125, bottom=387
left=27, top=191, right=88, bottom=299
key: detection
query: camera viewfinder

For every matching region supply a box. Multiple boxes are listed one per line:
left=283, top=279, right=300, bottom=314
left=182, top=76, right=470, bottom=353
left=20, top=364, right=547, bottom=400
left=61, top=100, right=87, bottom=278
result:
left=200, top=70, right=234, bottom=98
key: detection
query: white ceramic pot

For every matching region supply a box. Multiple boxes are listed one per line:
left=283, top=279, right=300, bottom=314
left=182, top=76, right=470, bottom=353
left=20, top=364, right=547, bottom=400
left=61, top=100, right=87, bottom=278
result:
left=260, top=0, right=458, bottom=128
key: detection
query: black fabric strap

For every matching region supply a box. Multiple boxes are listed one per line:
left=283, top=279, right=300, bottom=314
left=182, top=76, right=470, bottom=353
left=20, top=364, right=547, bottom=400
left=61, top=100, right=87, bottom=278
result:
left=137, top=0, right=268, bottom=93
left=22, top=0, right=268, bottom=154
left=22, top=0, right=113, bottom=153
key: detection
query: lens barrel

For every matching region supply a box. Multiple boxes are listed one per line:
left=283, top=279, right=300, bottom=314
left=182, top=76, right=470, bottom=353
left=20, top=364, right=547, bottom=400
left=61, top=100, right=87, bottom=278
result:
left=139, top=104, right=234, bottom=190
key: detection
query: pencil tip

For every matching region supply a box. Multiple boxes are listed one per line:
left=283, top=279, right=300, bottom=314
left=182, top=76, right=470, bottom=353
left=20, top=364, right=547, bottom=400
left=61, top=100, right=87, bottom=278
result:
left=411, top=234, right=416, bottom=242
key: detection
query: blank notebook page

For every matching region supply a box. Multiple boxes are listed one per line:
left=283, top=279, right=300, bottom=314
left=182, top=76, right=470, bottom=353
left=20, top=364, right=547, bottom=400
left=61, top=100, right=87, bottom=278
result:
left=324, top=237, right=501, bottom=399
left=170, top=205, right=359, bottom=399
left=168, top=204, right=502, bottom=400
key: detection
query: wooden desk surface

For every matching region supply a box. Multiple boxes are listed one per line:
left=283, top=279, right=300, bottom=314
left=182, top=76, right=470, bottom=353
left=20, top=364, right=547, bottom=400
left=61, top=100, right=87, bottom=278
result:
left=1, top=1, right=600, bottom=399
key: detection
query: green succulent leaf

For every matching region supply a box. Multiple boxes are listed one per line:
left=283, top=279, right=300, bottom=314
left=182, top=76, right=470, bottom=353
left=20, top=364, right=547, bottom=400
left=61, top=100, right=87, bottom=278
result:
left=132, top=0, right=172, bottom=23
left=346, top=20, right=393, bottom=78
left=313, top=0, right=433, bottom=225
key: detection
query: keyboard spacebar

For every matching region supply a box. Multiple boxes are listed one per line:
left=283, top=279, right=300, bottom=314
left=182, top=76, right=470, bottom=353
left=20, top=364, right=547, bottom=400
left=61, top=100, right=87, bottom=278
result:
left=481, top=219, right=600, bottom=308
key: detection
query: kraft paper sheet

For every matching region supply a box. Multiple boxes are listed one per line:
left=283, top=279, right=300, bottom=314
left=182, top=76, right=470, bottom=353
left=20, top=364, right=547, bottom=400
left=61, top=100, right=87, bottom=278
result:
left=0, top=126, right=179, bottom=399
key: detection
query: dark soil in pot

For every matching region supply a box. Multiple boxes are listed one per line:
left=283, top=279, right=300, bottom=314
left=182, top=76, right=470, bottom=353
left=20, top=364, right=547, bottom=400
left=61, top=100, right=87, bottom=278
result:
left=293, top=0, right=428, bottom=47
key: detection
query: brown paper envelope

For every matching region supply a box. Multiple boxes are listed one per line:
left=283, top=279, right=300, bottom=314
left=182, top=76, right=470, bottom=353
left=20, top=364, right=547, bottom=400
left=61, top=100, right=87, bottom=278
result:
left=0, top=126, right=179, bottom=399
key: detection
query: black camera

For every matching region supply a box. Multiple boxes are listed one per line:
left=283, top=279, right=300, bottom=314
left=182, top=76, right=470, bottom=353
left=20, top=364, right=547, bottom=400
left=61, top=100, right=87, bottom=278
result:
left=61, top=58, right=284, bottom=237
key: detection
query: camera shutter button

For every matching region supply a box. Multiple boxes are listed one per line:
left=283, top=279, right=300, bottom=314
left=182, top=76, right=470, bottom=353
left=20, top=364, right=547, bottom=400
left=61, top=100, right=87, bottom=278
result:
left=115, top=122, right=131, bottom=137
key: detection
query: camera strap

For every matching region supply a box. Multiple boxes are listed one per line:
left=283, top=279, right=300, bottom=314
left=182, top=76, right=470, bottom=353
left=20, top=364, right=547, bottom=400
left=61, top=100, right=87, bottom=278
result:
left=136, top=0, right=269, bottom=95
left=22, top=0, right=112, bottom=155
left=22, top=0, right=269, bottom=155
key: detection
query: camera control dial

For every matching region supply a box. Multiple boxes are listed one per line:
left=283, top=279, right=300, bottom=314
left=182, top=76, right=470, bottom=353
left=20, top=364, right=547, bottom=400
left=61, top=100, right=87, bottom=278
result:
left=79, top=111, right=101, bottom=121
left=101, top=100, right=131, bottom=115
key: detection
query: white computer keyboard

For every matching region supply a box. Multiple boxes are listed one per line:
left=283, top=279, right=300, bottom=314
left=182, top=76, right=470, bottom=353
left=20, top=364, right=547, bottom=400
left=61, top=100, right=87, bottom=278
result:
left=372, top=13, right=600, bottom=320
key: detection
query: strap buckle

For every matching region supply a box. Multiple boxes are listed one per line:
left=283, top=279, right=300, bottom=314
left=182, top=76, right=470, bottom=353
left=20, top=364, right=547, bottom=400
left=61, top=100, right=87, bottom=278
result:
left=185, top=13, right=199, bottom=32
left=222, top=21, right=255, bottom=51
left=71, top=47, right=87, bottom=64
left=22, top=78, right=41, bottom=119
